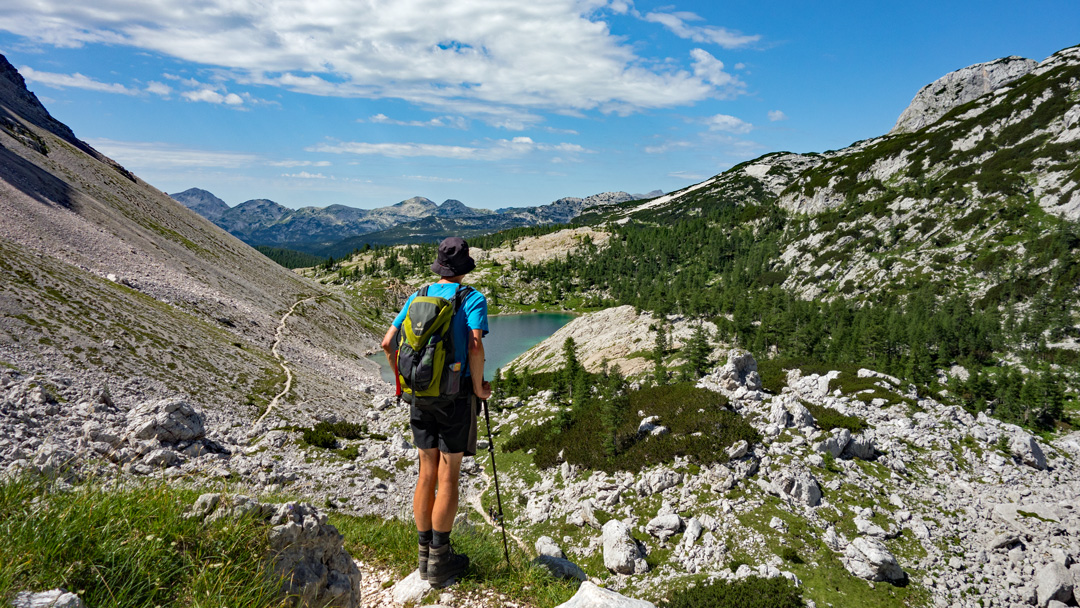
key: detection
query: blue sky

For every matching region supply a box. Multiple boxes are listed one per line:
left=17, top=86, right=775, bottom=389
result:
left=1, top=0, right=1077, bottom=210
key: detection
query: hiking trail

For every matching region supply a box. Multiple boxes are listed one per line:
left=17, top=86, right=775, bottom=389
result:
left=257, top=296, right=316, bottom=425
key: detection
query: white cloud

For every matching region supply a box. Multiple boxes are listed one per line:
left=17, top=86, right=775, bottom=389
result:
left=308, top=136, right=591, bottom=161
left=19, top=66, right=139, bottom=95
left=643, top=11, right=760, bottom=48
left=182, top=88, right=244, bottom=105
left=267, top=160, right=332, bottom=167
left=0, top=0, right=735, bottom=115
left=768, top=110, right=787, bottom=122
left=706, top=114, right=752, bottom=133
left=644, top=141, right=694, bottom=154
left=365, top=114, right=468, bottom=129
left=668, top=170, right=707, bottom=180
left=402, top=175, right=464, bottom=182
left=281, top=171, right=328, bottom=179
left=86, top=138, right=259, bottom=168
left=690, top=49, right=743, bottom=96
left=145, top=80, right=172, bottom=96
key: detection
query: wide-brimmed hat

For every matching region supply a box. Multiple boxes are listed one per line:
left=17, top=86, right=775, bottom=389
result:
left=430, top=236, right=476, bottom=277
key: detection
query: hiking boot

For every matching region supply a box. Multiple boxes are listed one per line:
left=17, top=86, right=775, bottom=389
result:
left=418, top=543, right=429, bottom=581
left=427, top=543, right=469, bottom=588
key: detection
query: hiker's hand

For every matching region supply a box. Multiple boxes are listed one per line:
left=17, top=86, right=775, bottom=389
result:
left=475, top=381, right=492, bottom=400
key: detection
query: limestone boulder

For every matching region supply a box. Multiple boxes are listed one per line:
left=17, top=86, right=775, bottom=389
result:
left=555, top=581, right=656, bottom=608
left=1011, top=432, right=1048, bottom=470
left=187, top=494, right=361, bottom=607
left=814, top=428, right=852, bottom=458
left=644, top=513, right=683, bottom=542
left=12, top=589, right=85, bottom=608
left=602, top=519, right=648, bottom=575
left=1036, top=561, right=1073, bottom=607
left=775, top=468, right=822, bottom=507
left=126, top=398, right=206, bottom=444
left=531, top=555, right=588, bottom=581
left=842, top=537, right=906, bottom=583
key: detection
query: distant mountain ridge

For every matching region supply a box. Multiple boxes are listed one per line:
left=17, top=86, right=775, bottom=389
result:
left=170, top=188, right=660, bottom=253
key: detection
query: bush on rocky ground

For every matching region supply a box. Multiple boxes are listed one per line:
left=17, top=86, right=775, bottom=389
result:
left=0, top=475, right=283, bottom=608
left=664, top=576, right=805, bottom=608
left=803, top=401, right=868, bottom=434
left=297, top=421, right=386, bottom=450
left=505, top=382, right=760, bottom=472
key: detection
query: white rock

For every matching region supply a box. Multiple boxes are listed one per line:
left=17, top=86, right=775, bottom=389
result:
left=602, top=519, right=647, bottom=575
left=1010, top=432, right=1048, bottom=470
left=1036, top=562, right=1074, bottom=607
left=842, top=536, right=906, bottom=582
left=12, top=589, right=86, bottom=608
left=814, top=428, right=851, bottom=458
left=536, top=535, right=566, bottom=559
left=554, top=581, right=656, bottom=607
left=644, top=513, right=683, bottom=542
left=775, top=468, right=822, bottom=507
left=391, top=570, right=431, bottom=605
left=532, top=555, right=587, bottom=582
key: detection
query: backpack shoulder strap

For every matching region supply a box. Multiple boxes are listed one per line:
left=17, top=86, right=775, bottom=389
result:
left=418, top=285, right=430, bottom=298
left=451, top=285, right=474, bottom=313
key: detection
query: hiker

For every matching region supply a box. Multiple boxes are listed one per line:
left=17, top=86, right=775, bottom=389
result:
left=381, top=236, right=491, bottom=588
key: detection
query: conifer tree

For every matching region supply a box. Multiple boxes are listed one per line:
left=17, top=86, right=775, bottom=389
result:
left=600, top=365, right=628, bottom=458
left=684, top=323, right=711, bottom=380
left=652, top=324, right=667, bottom=385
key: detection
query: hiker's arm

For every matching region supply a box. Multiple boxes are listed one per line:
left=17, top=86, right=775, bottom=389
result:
left=468, top=328, right=491, bottom=399
left=381, top=326, right=398, bottom=371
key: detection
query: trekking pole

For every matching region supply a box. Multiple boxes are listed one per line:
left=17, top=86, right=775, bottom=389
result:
left=482, top=398, right=511, bottom=566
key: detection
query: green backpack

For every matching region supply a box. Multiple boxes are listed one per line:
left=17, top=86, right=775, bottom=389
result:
left=396, top=285, right=473, bottom=406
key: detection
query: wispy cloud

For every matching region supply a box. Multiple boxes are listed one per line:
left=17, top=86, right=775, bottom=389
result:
left=267, top=160, right=332, bottom=167
left=86, top=138, right=259, bottom=168
left=182, top=88, right=244, bottom=105
left=1, top=0, right=753, bottom=116
left=644, top=140, right=694, bottom=154
left=308, top=136, right=590, bottom=161
left=705, top=114, right=753, bottom=133
left=402, top=175, right=464, bottom=183
left=768, top=110, right=787, bottom=121
left=364, top=114, right=468, bottom=129
left=643, top=11, right=760, bottom=49
left=19, top=66, right=139, bottom=95
left=281, top=171, right=328, bottom=179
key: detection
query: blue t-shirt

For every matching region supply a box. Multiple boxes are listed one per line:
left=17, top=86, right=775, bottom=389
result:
left=393, top=283, right=488, bottom=377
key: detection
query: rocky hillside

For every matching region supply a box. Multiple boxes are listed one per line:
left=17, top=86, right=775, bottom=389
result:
left=484, top=349, right=1080, bottom=608
left=0, top=52, right=381, bottom=426
left=586, top=45, right=1080, bottom=304
left=172, top=188, right=658, bottom=255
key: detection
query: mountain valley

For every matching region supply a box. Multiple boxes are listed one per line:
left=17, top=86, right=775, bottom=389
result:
left=1, top=41, right=1080, bottom=608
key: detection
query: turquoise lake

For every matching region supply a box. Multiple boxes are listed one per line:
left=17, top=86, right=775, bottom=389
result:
left=370, top=312, right=576, bottom=384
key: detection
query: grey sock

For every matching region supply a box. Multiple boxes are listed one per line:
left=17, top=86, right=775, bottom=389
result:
left=418, top=529, right=433, bottom=546
left=432, top=530, right=451, bottom=548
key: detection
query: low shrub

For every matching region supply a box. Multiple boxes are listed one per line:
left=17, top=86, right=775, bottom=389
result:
left=804, top=402, right=869, bottom=434
left=302, top=424, right=337, bottom=449
left=505, top=383, right=760, bottom=472
left=665, top=576, right=805, bottom=608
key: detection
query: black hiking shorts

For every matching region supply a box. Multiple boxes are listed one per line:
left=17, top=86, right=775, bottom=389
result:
left=409, top=389, right=478, bottom=456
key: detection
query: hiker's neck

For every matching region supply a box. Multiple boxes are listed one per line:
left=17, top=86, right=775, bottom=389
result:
left=437, top=275, right=467, bottom=284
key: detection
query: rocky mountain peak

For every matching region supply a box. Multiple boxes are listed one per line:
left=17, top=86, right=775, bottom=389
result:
left=170, top=188, right=230, bottom=220
left=891, top=55, right=1037, bottom=133
left=0, top=53, right=84, bottom=151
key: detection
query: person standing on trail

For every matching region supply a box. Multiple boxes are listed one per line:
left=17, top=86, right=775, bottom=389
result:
left=381, top=236, right=491, bottom=588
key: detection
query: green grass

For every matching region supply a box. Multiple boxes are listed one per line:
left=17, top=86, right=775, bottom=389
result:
left=0, top=475, right=286, bottom=608
left=329, top=514, right=578, bottom=607
left=664, top=576, right=805, bottom=608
